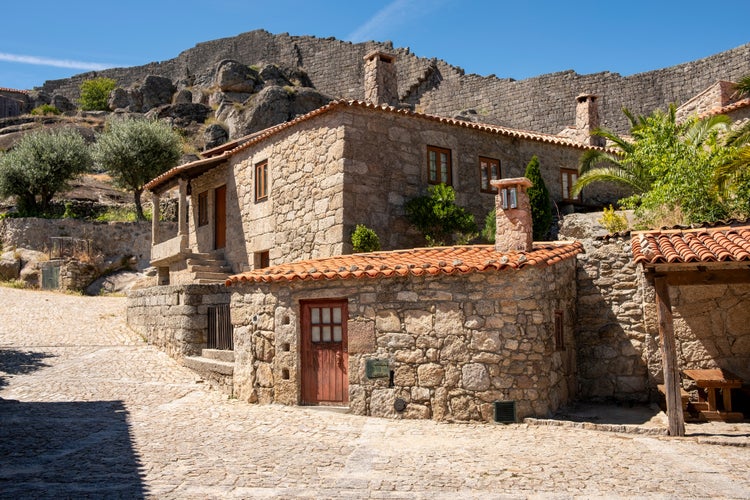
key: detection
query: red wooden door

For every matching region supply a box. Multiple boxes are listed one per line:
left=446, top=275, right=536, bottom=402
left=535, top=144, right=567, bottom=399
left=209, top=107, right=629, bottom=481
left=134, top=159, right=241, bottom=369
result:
left=301, top=300, right=348, bottom=405
left=214, top=185, right=226, bottom=250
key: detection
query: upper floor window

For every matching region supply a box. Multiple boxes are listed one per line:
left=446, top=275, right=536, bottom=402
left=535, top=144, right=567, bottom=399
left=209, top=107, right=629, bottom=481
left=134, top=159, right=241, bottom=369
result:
left=427, top=146, right=452, bottom=185
left=560, top=168, right=580, bottom=202
left=479, top=157, right=500, bottom=193
left=255, top=160, right=268, bottom=202
left=197, top=191, right=209, bottom=226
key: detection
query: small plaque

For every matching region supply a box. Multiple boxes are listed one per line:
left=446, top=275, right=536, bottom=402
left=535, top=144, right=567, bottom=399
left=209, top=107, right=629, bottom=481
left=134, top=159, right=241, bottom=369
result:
left=365, top=358, right=390, bottom=379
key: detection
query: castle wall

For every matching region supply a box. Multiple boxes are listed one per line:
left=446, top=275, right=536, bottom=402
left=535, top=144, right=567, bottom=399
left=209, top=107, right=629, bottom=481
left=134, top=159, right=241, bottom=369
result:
left=37, top=30, right=750, bottom=135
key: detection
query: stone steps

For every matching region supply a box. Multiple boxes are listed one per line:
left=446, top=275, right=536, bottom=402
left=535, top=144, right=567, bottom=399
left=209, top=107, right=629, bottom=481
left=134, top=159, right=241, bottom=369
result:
left=202, top=348, right=235, bottom=363
left=186, top=251, right=231, bottom=284
left=183, top=348, right=235, bottom=397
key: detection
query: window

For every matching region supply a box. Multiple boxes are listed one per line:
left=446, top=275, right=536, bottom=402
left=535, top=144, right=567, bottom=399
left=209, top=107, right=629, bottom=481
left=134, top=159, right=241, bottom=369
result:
left=309, top=303, right=345, bottom=343
left=554, top=310, right=565, bottom=350
left=561, top=169, right=580, bottom=202
left=255, top=160, right=268, bottom=202
left=197, top=191, right=208, bottom=226
left=427, top=146, right=452, bottom=185
left=255, top=250, right=270, bottom=269
left=479, top=157, right=500, bottom=193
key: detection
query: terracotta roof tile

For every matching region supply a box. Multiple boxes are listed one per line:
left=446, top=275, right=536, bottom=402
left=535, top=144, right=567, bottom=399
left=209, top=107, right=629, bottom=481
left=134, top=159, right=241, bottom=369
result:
left=0, top=87, right=29, bottom=95
left=147, top=99, right=611, bottom=193
left=697, top=97, right=750, bottom=119
left=225, top=242, right=583, bottom=286
left=631, top=225, right=750, bottom=265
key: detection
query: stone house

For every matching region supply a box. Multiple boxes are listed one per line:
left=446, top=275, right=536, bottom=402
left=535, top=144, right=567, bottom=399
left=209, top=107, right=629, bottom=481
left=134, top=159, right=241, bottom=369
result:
left=144, top=52, right=616, bottom=287
left=222, top=178, right=582, bottom=421
left=0, top=88, right=27, bottom=118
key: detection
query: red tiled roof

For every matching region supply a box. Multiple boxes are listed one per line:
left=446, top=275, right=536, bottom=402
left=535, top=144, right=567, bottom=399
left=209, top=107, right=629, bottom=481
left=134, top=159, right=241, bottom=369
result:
left=225, top=242, right=583, bottom=285
left=0, top=87, right=29, bottom=95
left=697, top=97, right=750, bottom=119
left=631, top=225, right=750, bottom=265
left=146, top=99, right=610, bottom=192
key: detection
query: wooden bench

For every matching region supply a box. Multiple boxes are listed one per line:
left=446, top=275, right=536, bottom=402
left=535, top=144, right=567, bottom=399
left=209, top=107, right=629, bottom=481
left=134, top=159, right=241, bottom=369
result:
left=657, top=384, right=690, bottom=411
left=682, top=369, right=744, bottom=422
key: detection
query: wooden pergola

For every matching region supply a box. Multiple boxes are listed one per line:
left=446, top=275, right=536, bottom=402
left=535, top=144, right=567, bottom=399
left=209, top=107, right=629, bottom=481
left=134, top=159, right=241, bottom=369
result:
left=632, top=225, right=750, bottom=436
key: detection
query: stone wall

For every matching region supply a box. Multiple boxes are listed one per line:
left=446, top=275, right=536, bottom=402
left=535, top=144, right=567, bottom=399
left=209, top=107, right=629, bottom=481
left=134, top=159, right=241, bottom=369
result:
left=38, top=30, right=750, bottom=135
left=126, top=284, right=230, bottom=360
left=0, top=218, right=162, bottom=270
left=573, top=235, right=652, bottom=402
left=229, top=261, right=578, bottom=422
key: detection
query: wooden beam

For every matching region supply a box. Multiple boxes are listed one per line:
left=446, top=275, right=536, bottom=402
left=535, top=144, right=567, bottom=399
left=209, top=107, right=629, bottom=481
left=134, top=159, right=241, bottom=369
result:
left=664, top=269, right=750, bottom=286
left=654, top=275, right=685, bottom=437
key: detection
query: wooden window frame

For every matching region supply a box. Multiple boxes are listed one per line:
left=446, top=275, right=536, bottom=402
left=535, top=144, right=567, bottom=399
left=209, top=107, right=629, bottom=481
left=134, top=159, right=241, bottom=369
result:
left=561, top=168, right=580, bottom=202
left=255, top=160, right=268, bottom=202
left=197, top=191, right=209, bottom=227
left=304, top=300, right=348, bottom=344
left=554, top=310, right=565, bottom=351
left=255, top=250, right=270, bottom=269
left=427, top=145, right=452, bottom=186
left=479, top=156, right=501, bottom=193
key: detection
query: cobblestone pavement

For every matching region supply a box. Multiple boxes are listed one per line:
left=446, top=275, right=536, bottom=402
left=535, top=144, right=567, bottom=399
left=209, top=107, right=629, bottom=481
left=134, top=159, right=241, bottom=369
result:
left=1, top=287, right=750, bottom=499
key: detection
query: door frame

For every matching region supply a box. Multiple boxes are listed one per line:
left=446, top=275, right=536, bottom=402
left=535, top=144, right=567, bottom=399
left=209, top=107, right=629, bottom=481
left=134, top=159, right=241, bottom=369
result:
left=299, top=299, right=349, bottom=405
left=214, top=184, right=226, bottom=250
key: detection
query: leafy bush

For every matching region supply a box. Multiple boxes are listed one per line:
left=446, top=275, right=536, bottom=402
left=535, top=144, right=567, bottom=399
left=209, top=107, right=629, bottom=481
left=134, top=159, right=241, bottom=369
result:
left=405, top=183, right=477, bottom=246
left=598, top=205, right=629, bottom=233
left=351, top=224, right=381, bottom=253
left=30, top=104, right=61, bottom=116
left=524, top=156, right=552, bottom=240
left=0, top=128, right=92, bottom=215
left=78, top=77, right=116, bottom=111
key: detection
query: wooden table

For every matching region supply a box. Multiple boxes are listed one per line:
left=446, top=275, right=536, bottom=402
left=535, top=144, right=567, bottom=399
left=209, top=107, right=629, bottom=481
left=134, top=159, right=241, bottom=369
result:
left=682, top=368, right=744, bottom=422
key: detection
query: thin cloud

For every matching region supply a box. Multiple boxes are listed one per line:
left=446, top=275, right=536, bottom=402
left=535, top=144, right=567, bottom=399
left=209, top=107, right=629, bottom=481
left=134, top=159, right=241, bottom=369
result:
left=347, top=0, right=420, bottom=42
left=0, top=52, right=112, bottom=71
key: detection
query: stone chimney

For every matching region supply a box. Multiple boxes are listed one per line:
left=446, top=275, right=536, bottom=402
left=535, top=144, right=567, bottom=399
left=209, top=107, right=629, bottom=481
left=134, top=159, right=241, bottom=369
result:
left=575, top=93, right=605, bottom=147
left=491, top=177, right=534, bottom=253
left=363, top=51, right=398, bottom=106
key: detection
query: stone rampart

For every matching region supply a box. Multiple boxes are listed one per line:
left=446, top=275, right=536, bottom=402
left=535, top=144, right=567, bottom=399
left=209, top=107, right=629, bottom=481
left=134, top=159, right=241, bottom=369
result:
left=37, top=30, right=750, bottom=135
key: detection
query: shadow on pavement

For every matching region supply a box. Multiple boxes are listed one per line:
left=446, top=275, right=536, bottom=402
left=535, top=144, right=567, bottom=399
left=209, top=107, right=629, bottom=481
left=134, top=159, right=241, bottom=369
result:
left=0, top=349, right=55, bottom=388
left=0, top=399, right=147, bottom=499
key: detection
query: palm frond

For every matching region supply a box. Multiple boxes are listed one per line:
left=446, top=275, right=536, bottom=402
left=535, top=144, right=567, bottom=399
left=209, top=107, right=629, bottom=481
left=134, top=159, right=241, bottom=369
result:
left=571, top=165, right=648, bottom=197
left=683, top=114, right=730, bottom=145
left=735, top=75, right=750, bottom=99
left=725, top=120, right=750, bottom=148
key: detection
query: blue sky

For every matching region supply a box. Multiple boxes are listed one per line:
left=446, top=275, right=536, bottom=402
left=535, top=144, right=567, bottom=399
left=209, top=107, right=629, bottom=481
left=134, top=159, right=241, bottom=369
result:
left=2, top=0, right=749, bottom=90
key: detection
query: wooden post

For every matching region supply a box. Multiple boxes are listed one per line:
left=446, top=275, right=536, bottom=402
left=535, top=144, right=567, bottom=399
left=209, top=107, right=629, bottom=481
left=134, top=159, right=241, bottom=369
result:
left=654, top=275, right=685, bottom=436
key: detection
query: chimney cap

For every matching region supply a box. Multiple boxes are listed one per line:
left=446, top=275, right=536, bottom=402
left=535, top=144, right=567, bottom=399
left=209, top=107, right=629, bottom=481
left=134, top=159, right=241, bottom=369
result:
left=576, top=93, right=598, bottom=102
left=491, top=177, right=533, bottom=190
left=364, top=50, right=396, bottom=63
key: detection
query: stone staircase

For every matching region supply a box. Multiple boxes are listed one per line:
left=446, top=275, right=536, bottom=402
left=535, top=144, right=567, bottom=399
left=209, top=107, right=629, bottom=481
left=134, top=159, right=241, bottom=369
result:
left=186, top=251, right=232, bottom=284
left=183, top=348, right=235, bottom=396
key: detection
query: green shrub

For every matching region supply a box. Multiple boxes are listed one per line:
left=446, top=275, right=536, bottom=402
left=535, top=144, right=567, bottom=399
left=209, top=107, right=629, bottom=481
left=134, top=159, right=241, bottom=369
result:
left=524, top=156, right=552, bottom=240
left=30, top=104, right=61, bottom=116
left=351, top=224, right=381, bottom=253
left=481, top=208, right=496, bottom=243
left=79, top=77, right=116, bottom=111
left=405, top=183, right=477, bottom=246
left=598, top=205, right=629, bottom=233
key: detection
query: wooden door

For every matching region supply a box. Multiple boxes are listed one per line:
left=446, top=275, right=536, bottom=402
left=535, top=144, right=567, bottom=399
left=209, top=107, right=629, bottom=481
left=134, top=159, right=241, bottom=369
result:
left=214, top=185, right=226, bottom=250
left=301, top=300, right=348, bottom=405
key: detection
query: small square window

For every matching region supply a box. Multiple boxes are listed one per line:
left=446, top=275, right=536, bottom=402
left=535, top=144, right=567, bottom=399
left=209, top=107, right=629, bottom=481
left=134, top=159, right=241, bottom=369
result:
left=427, top=146, right=452, bottom=185
left=255, top=250, right=270, bottom=269
left=479, top=157, right=500, bottom=193
left=197, top=191, right=208, bottom=227
left=255, top=160, right=268, bottom=202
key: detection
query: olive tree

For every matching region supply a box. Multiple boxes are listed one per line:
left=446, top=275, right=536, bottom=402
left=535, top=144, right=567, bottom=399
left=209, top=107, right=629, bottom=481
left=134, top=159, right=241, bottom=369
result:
left=0, top=128, right=92, bottom=215
left=93, top=117, right=183, bottom=220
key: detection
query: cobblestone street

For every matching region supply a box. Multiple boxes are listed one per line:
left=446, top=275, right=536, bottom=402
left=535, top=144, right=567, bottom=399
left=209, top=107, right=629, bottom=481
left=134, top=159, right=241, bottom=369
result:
left=1, top=287, right=750, bottom=499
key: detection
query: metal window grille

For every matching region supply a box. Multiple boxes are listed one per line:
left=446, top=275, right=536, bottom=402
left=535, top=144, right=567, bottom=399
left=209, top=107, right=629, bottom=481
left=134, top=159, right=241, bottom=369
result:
left=207, top=304, right=233, bottom=350
left=494, top=401, right=517, bottom=424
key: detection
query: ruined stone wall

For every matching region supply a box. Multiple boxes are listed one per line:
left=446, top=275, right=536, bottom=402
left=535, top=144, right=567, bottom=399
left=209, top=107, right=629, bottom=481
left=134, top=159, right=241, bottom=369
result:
left=126, top=284, right=230, bottom=360
left=0, top=218, right=160, bottom=270
left=38, top=30, right=750, bottom=135
left=229, top=261, right=577, bottom=422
